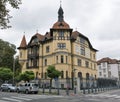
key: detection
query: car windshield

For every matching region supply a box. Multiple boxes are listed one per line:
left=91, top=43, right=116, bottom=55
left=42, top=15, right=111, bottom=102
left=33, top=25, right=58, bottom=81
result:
left=32, top=84, right=38, bottom=87
left=8, top=84, right=12, bottom=86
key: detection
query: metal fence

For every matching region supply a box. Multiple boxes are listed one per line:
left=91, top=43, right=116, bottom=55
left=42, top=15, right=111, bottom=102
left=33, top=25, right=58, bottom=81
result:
left=32, top=77, right=120, bottom=95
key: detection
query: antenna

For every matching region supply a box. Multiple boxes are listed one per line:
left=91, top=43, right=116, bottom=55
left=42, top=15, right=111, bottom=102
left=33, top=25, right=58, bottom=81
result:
left=24, top=31, right=25, bottom=35
left=60, top=0, right=62, bottom=6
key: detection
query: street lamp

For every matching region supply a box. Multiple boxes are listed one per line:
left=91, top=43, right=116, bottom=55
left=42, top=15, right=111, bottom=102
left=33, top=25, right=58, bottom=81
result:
left=73, top=68, right=77, bottom=94
left=13, top=55, right=16, bottom=85
left=118, top=60, right=120, bottom=88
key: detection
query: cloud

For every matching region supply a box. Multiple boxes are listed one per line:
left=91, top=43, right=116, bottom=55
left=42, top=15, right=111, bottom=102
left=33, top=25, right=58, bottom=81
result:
left=0, top=0, right=120, bottom=60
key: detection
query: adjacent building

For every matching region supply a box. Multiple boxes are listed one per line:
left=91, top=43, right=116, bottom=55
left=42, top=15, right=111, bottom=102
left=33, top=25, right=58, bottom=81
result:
left=97, top=57, right=120, bottom=80
left=18, top=5, right=97, bottom=81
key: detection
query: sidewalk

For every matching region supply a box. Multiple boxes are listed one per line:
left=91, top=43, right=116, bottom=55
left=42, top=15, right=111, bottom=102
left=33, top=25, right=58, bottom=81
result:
left=38, top=88, right=120, bottom=96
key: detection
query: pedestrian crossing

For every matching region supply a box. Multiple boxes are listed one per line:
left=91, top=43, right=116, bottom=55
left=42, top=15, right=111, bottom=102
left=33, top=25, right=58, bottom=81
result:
left=0, top=94, right=63, bottom=102
left=86, top=93, right=120, bottom=100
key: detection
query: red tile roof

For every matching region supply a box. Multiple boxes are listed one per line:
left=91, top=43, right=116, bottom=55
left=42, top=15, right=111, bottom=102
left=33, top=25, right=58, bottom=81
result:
left=97, top=57, right=118, bottom=65
left=33, top=33, right=44, bottom=41
left=52, top=21, right=70, bottom=29
left=18, top=35, right=27, bottom=49
left=72, top=31, right=97, bottom=51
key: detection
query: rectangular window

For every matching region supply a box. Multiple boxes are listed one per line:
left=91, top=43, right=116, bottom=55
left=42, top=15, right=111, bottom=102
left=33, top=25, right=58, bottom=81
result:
left=61, top=55, right=64, bottom=63
left=94, top=64, right=96, bottom=70
left=103, top=69, right=106, bottom=73
left=66, top=56, right=67, bottom=64
left=80, top=46, right=85, bottom=55
left=99, top=72, right=102, bottom=76
left=56, top=56, right=58, bottom=63
left=108, top=71, right=111, bottom=77
left=46, top=46, right=50, bottom=53
left=85, top=61, right=89, bottom=68
left=93, top=54, right=95, bottom=59
left=77, top=59, right=81, bottom=66
left=45, top=59, right=47, bottom=66
left=99, top=66, right=101, bottom=70
left=58, top=43, right=66, bottom=49
left=102, top=63, right=106, bottom=67
left=20, top=52, right=22, bottom=58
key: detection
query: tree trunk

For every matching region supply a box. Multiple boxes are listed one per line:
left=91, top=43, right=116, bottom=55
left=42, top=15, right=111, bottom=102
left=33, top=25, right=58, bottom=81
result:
left=50, top=78, right=52, bottom=88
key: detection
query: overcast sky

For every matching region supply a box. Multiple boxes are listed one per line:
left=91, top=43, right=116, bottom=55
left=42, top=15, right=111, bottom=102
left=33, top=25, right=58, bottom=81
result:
left=0, top=0, right=120, bottom=60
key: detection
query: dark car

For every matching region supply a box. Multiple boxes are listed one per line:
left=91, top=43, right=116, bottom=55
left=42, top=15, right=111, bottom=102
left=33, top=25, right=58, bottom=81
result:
left=0, top=83, right=16, bottom=92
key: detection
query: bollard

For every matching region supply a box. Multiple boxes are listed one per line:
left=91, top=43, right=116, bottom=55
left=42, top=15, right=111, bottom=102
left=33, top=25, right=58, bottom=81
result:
left=42, top=84, right=45, bottom=94
left=57, top=87, right=60, bottom=95
left=49, top=86, right=51, bottom=94
left=66, top=88, right=69, bottom=95
left=83, top=88, right=85, bottom=94
left=74, top=87, right=76, bottom=94
left=91, top=87, right=93, bottom=93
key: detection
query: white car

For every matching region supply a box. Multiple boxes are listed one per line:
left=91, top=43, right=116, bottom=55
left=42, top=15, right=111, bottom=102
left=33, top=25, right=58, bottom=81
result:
left=0, top=83, right=16, bottom=92
left=16, top=83, right=39, bottom=94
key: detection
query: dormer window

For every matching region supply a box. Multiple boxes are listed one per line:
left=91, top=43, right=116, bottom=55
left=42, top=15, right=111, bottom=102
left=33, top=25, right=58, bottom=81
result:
left=80, top=37, right=85, bottom=44
left=59, top=31, right=64, bottom=37
left=32, top=38, right=38, bottom=43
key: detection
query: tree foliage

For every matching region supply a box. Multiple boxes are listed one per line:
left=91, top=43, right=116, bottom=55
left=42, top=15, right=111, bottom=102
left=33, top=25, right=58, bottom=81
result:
left=0, top=39, right=16, bottom=69
left=0, top=67, right=13, bottom=83
left=19, top=71, right=35, bottom=82
left=47, top=65, right=61, bottom=87
left=47, top=65, right=61, bottom=79
left=0, top=0, right=22, bottom=29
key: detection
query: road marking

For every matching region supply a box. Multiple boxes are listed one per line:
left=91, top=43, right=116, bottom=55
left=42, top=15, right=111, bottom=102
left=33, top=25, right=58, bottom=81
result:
left=2, top=98, right=22, bottom=102
left=20, top=95, right=63, bottom=99
left=0, top=100, right=9, bottom=102
left=114, top=96, right=120, bottom=99
left=88, top=98, right=101, bottom=102
left=11, top=96, right=32, bottom=101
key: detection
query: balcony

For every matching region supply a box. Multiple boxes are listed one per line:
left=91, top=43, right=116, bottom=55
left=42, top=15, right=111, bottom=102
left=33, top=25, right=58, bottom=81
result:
left=28, top=53, right=39, bottom=59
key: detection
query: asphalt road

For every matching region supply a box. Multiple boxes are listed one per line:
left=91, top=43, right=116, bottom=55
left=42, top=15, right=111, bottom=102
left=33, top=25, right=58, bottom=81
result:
left=0, top=89, right=120, bottom=102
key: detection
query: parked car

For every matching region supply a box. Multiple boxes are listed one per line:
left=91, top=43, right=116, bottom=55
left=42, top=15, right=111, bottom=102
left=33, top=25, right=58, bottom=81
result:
left=0, top=83, right=17, bottom=92
left=16, top=83, right=39, bottom=94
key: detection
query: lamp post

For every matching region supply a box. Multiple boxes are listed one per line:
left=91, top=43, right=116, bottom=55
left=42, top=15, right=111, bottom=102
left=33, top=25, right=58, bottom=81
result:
left=118, top=60, right=120, bottom=88
left=13, top=55, right=16, bottom=85
left=73, top=68, right=77, bottom=94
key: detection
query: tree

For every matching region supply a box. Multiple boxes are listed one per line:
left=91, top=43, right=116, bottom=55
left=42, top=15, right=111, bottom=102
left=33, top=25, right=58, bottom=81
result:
left=0, top=67, right=13, bottom=83
left=0, top=0, right=22, bottom=29
left=19, top=71, right=35, bottom=82
left=47, top=65, right=61, bottom=87
left=0, top=39, right=16, bottom=69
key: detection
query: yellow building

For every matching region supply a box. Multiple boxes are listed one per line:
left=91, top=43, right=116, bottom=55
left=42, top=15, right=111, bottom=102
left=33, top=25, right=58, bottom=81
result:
left=18, top=6, right=97, bottom=81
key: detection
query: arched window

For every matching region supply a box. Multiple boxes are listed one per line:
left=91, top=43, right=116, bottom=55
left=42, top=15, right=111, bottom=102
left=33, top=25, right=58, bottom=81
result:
left=78, top=72, right=82, bottom=80
left=86, top=73, right=89, bottom=80
left=66, top=71, right=68, bottom=78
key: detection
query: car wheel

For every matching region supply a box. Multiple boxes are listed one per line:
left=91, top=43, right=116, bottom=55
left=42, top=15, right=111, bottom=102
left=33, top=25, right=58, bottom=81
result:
left=17, top=89, right=19, bottom=93
left=25, top=90, right=29, bottom=94
left=34, top=91, right=38, bottom=94
left=1, top=88, right=3, bottom=92
left=8, top=89, right=11, bottom=92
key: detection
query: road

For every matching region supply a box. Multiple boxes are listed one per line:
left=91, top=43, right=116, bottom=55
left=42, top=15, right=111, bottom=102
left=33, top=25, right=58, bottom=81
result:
left=0, top=89, right=120, bottom=102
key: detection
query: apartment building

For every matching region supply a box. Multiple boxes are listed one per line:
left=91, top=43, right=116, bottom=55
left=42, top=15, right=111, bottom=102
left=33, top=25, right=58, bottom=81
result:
left=18, top=5, right=97, bottom=80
